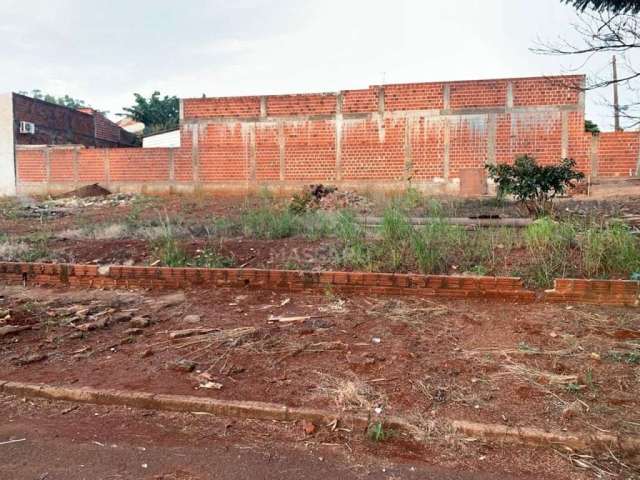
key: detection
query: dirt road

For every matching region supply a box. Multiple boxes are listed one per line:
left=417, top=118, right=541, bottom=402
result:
left=0, top=396, right=546, bottom=480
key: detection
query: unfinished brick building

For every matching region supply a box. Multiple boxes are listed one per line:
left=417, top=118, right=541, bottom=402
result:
left=5, top=74, right=640, bottom=196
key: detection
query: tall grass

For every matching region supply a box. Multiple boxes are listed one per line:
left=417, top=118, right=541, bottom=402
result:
left=334, top=210, right=374, bottom=269
left=581, top=221, right=640, bottom=278
left=524, top=217, right=576, bottom=287
left=412, top=220, right=463, bottom=274
left=240, top=207, right=302, bottom=239
left=379, top=206, right=413, bottom=271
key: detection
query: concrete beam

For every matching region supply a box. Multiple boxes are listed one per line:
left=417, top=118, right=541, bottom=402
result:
left=0, top=93, right=16, bottom=195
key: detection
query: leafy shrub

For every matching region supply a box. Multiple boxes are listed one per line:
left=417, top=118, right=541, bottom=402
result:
left=486, top=155, right=584, bottom=216
left=289, top=191, right=314, bottom=214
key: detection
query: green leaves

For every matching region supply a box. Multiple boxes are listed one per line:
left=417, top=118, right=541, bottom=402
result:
left=122, top=91, right=179, bottom=134
left=486, top=155, right=584, bottom=216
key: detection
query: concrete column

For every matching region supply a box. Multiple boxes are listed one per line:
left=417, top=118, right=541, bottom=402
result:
left=561, top=111, right=569, bottom=159
left=72, top=147, right=80, bottom=186
left=278, top=121, right=285, bottom=181
left=44, top=148, right=51, bottom=183
left=0, top=93, right=16, bottom=195
left=442, top=84, right=451, bottom=111
left=635, top=134, right=640, bottom=177
left=260, top=97, right=267, bottom=118
left=248, top=123, right=257, bottom=183
left=506, top=82, right=514, bottom=109
left=590, top=134, right=599, bottom=177
left=104, top=149, right=110, bottom=187
left=192, top=125, right=200, bottom=184
left=443, top=119, right=450, bottom=180
left=404, top=117, right=413, bottom=180
left=486, top=113, right=497, bottom=165
left=335, top=92, right=343, bottom=181
left=168, top=148, right=176, bottom=183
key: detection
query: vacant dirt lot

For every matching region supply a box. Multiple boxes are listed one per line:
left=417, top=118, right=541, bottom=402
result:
left=0, top=283, right=638, bottom=478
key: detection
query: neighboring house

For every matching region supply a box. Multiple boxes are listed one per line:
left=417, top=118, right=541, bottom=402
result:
left=0, top=92, right=139, bottom=194
left=116, top=116, right=145, bottom=135
left=8, top=94, right=138, bottom=148
left=142, top=129, right=180, bottom=148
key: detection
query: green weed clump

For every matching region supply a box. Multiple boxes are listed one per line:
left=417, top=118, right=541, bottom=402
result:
left=580, top=221, right=640, bottom=278
left=412, top=220, right=463, bottom=274
left=524, top=217, right=576, bottom=287
left=334, top=210, right=375, bottom=270
left=240, top=207, right=302, bottom=239
left=380, top=206, right=413, bottom=271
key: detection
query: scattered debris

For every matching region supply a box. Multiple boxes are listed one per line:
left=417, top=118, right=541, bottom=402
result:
left=183, top=314, right=201, bottom=324
left=57, top=183, right=111, bottom=199
left=302, top=419, right=317, bottom=435
left=17, top=353, right=47, bottom=365
left=199, top=381, right=223, bottom=390
left=268, top=315, right=312, bottom=324
left=129, top=317, right=150, bottom=328
left=172, top=359, right=197, bottom=372
left=169, top=328, right=217, bottom=340
left=0, top=438, right=26, bottom=446
left=124, top=328, right=144, bottom=336
left=0, top=325, right=31, bottom=337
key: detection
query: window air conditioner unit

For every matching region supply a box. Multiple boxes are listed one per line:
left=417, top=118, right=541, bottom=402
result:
left=19, top=121, right=36, bottom=134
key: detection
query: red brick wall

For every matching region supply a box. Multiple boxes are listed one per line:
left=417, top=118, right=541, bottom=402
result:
left=15, top=75, right=640, bottom=192
left=16, top=147, right=173, bottom=186
left=596, top=131, right=639, bottom=177
left=13, top=95, right=137, bottom=148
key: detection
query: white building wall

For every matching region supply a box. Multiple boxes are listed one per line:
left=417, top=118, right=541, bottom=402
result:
left=143, top=129, right=180, bottom=148
left=0, top=93, right=16, bottom=196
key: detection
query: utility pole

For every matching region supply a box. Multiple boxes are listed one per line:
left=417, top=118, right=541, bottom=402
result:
left=613, top=55, right=622, bottom=131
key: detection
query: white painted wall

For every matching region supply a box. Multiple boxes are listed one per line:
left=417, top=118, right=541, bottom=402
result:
left=0, top=93, right=16, bottom=196
left=143, top=129, right=180, bottom=148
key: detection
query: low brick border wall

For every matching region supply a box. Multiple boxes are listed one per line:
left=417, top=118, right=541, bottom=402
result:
left=545, top=278, right=640, bottom=306
left=1, top=380, right=638, bottom=453
left=0, top=261, right=638, bottom=306
left=0, top=262, right=535, bottom=301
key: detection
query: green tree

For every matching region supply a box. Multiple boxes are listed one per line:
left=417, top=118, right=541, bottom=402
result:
left=486, top=155, right=585, bottom=217
left=585, top=119, right=600, bottom=132
left=562, top=0, right=640, bottom=13
left=121, top=92, right=179, bottom=135
left=19, top=89, right=86, bottom=109
left=536, top=1, right=640, bottom=126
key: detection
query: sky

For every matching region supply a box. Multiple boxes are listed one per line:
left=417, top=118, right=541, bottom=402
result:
left=0, top=0, right=635, bottom=130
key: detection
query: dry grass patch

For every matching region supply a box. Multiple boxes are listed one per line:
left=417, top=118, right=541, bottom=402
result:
left=314, top=373, right=385, bottom=411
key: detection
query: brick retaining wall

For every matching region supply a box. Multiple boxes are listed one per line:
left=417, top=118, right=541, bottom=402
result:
left=0, top=261, right=638, bottom=306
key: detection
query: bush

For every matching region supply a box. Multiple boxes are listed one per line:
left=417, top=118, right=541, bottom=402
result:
left=486, top=155, right=584, bottom=217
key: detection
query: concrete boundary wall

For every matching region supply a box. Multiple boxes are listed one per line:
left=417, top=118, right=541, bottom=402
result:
left=0, top=262, right=638, bottom=306
left=12, top=75, right=640, bottom=195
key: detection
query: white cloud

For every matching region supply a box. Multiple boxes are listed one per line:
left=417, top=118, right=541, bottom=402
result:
left=0, top=0, right=633, bottom=129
